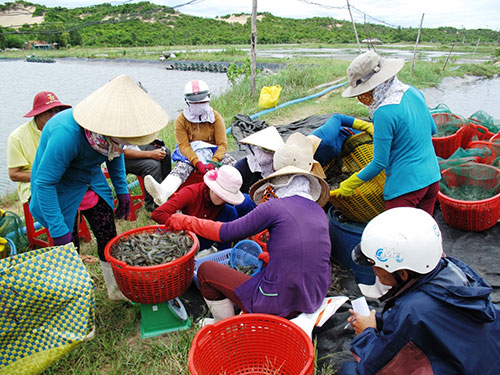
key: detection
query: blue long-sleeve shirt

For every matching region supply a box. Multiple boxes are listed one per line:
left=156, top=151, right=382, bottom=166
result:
left=30, top=109, right=128, bottom=238
left=357, top=86, right=440, bottom=200
left=311, top=113, right=359, bottom=166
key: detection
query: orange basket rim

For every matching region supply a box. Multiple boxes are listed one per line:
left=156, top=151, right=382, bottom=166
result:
left=104, top=225, right=199, bottom=271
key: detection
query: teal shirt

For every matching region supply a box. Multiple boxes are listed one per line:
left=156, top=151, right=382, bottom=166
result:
left=357, top=86, right=441, bottom=200
left=30, top=109, right=128, bottom=238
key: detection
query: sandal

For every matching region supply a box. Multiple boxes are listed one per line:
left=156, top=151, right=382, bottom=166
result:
left=80, top=254, right=98, bottom=264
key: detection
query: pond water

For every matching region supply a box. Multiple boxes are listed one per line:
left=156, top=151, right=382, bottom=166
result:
left=0, top=58, right=230, bottom=196
left=0, top=58, right=499, bottom=197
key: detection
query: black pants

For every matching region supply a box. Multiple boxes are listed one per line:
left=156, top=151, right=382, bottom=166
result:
left=124, top=144, right=172, bottom=206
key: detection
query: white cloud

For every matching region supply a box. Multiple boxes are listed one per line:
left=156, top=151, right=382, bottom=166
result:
left=2, top=0, right=499, bottom=30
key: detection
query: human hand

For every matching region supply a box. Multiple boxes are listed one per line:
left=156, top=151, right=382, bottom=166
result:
left=347, top=308, right=377, bottom=335
left=115, top=193, right=131, bottom=219
left=150, top=148, right=167, bottom=160
left=335, top=173, right=365, bottom=197
left=165, top=213, right=190, bottom=232
left=206, top=162, right=215, bottom=171
left=53, top=232, right=73, bottom=246
left=195, top=161, right=207, bottom=174
left=352, top=119, right=374, bottom=136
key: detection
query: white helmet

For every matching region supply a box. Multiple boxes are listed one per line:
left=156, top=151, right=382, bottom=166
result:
left=184, top=79, right=210, bottom=103
left=352, top=207, right=443, bottom=274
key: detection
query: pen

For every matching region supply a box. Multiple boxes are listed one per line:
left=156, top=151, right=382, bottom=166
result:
left=344, top=318, right=356, bottom=330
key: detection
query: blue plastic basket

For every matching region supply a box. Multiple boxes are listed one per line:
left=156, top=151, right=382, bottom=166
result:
left=193, top=249, right=232, bottom=288
left=229, top=240, right=263, bottom=277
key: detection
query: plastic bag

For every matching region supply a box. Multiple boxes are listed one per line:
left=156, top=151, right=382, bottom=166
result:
left=258, top=84, right=282, bottom=109
left=0, top=244, right=95, bottom=374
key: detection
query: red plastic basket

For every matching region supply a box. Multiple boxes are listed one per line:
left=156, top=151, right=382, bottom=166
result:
left=432, top=113, right=467, bottom=159
left=461, top=122, right=495, bottom=149
left=438, top=164, right=500, bottom=232
left=490, top=132, right=500, bottom=143
left=188, top=314, right=315, bottom=375
left=104, top=225, right=199, bottom=304
left=468, top=141, right=500, bottom=165
left=249, top=230, right=269, bottom=252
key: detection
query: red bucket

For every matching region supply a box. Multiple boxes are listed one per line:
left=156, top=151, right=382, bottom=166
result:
left=189, top=314, right=315, bottom=375
left=438, top=164, right=500, bottom=232
left=104, top=225, right=199, bottom=304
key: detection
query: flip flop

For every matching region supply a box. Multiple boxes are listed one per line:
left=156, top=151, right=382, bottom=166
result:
left=80, top=254, right=98, bottom=264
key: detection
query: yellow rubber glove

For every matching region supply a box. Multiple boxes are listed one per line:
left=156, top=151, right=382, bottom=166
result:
left=330, top=173, right=365, bottom=197
left=352, top=119, right=374, bottom=136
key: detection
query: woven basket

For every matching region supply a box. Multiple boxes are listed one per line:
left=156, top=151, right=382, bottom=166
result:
left=329, top=132, right=386, bottom=223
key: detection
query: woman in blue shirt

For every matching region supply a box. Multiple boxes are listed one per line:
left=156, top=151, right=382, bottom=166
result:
left=332, top=51, right=440, bottom=215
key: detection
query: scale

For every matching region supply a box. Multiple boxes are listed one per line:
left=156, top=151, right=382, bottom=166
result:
left=137, top=297, right=191, bottom=338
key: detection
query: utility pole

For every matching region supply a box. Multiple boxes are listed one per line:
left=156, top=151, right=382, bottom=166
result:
left=411, top=13, right=424, bottom=75
left=346, top=0, right=361, bottom=53
left=251, top=0, right=257, bottom=96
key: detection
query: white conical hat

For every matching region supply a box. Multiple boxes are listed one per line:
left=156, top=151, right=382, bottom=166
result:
left=239, top=126, right=284, bottom=152
left=73, top=75, right=168, bottom=144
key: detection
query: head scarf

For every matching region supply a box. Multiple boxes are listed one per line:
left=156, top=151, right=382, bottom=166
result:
left=368, top=76, right=409, bottom=117
left=183, top=102, right=215, bottom=123
left=247, top=146, right=274, bottom=177
left=84, top=129, right=123, bottom=161
left=274, top=175, right=313, bottom=201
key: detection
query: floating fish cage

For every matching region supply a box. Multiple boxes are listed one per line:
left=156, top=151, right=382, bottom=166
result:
left=104, top=225, right=199, bottom=304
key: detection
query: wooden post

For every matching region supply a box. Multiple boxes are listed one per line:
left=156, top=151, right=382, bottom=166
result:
left=346, top=0, right=361, bottom=53
left=442, top=42, right=455, bottom=72
left=411, top=13, right=424, bottom=75
left=473, top=38, right=480, bottom=56
left=251, top=0, right=257, bottom=96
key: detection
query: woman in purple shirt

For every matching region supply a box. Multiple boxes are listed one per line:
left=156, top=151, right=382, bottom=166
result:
left=166, top=133, right=331, bottom=325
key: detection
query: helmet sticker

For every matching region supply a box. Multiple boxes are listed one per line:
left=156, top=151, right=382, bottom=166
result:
left=376, top=248, right=404, bottom=263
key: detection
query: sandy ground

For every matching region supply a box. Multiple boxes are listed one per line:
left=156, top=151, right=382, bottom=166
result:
left=0, top=5, right=44, bottom=28
left=216, top=14, right=264, bottom=25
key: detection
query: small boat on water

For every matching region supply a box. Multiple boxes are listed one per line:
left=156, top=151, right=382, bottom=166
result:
left=25, top=55, right=55, bottom=63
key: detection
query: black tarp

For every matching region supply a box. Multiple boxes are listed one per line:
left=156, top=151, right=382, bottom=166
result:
left=181, top=114, right=499, bottom=372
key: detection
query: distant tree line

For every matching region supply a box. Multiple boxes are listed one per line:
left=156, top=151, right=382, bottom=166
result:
left=1, top=0, right=499, bottom=49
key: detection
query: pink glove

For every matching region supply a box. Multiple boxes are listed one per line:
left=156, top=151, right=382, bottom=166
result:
left=165, top=213, right=222, bottom=242
left=115, top=193, right=131, bottom=219
left=258, top=251, right=270, bottom=266
left=53, top=232, right=73, bottom=246
left=195, top=161, right=207, bottom=174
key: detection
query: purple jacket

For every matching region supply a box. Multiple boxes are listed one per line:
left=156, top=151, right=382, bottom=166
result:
left=219, top=196, right=332, bottom=317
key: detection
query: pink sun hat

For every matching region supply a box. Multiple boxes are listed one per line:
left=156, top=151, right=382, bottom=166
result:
left=204, top=165, right=245, bottom=205
left=24, top=91, right=71, bottom=117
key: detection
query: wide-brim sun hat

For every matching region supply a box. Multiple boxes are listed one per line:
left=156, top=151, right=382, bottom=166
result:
left=306, top=134, right=326, bottom=179
left=73, top=75, right=169, bottom=145
left=239, top=126, right=285, bottom=153
left=273, top=132, right=315, bottom=172
left=204, top=165, right=245, bottom=205
left=342, top=51, right=405, bottom=98
left=24, top=91, right=71, bottom=117
left=249, top=165, right=330, bottom=207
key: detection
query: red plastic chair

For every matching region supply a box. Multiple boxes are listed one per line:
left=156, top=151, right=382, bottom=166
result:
left=23, top=202, right=91, bottom=249
left=103, top=169, right=146, bottom=221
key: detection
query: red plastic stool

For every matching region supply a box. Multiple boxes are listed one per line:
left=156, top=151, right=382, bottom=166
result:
left=23, top=202, right=91, bottom=248
left=103, top=169, right=146, bottom=221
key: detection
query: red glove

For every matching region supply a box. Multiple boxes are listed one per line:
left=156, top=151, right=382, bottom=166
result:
left=195, top=161, right=207, bottom=174
left=206, top=162, right=215, bottom=171
left=165, top=213, right=222, bottom=242
left=258, top=251, right=270, bottom=266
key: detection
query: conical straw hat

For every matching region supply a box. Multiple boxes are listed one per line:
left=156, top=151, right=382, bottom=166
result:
left=73, top=75, right=168, bottom=143
left=240, top=126, right=284, bottom=152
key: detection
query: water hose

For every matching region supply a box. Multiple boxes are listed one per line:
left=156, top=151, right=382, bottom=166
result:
left=226, top=80, right=348, bottom=134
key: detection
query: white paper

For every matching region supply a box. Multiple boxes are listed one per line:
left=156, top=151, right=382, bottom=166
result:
left=351, top=296, right=370, bottom=316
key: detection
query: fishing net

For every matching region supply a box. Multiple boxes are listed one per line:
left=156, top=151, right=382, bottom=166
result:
left=429, top=103, right=451, bottom=114
left=440, top=163, right=500, bottom=201
left=0, top=210, right=29, bottom=253
left=468, top=110, right=500, bottom=133
left=432, top=112, right=468, bottom=137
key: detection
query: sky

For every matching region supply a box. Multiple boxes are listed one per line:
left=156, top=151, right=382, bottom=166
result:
left=3, top=0, right=500, bottom=30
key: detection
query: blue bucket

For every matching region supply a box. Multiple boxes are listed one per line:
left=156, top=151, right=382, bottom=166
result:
left=328, top=207, right=375, bottom=285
